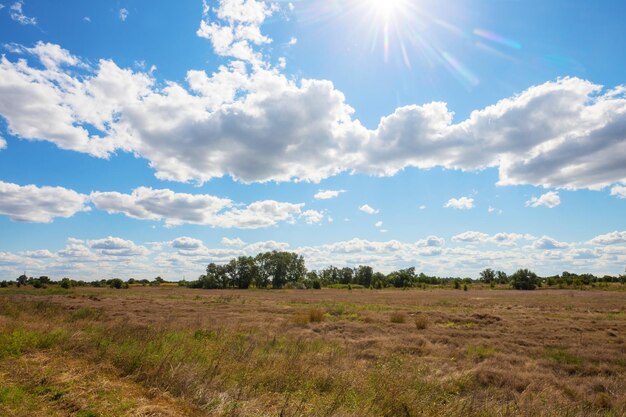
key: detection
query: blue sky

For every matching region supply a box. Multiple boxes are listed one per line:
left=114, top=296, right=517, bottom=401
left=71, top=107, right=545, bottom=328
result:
left=0, top=0, right=625, bottom=280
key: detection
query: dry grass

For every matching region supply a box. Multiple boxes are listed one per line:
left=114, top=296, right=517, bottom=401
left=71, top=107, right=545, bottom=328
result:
left=1, top=286, right=625, bottom=416
left=389, top=311, right=407, bottom=323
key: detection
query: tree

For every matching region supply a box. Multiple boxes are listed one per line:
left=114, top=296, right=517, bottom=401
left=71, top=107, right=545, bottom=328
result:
left=340, top=267, right=354, bottom=285
left=109, top=278, right=127, bottom=289
left=510, top=269, right=538, bottom=290
left=227, top=256, right=257, bottom=289
left=60, top=278, right=72, bottom=289
left=479, top=268, right=496, bottom=283
left=355, top=266, right=373, bottom=287
left=496, top=270, right=509, bottom=284
left=17, top=274, right=28, bottom=287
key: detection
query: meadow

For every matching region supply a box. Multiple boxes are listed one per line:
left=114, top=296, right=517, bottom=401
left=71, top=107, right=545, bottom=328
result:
left=0, top=285, right=625, bottom=416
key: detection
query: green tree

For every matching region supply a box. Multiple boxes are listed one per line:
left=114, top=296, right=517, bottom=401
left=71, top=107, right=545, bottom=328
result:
left=16, top=274, right=28, bottom=287
left=510, top=269, right=538, bottom=290
left=479, top=268, right=496, bottom=283
left=355, top=265, right=373, bottom=287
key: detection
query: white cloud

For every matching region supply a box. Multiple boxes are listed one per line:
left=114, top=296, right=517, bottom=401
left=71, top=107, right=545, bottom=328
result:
left=0, top=136, right=5, bottom=150
left=452, top=231, right=489, bottom=243
left=90, top=187, right=306, bottom=228
left=171, top=237, right=204, bottom=250
left=610, top=184, right=626, bottom=199
left=21, top=249, right=54, bottom=259
left=526, top=191, right=560, bottom=208
left=84, top=16, right=91, bottom=22
left=532, top=236, right=569, bottom=250
left=196, top=0, right=276, bottom=63
left=287, top=37, right=297, bottom=46
left=0, top=181, right=90, bottom=223
left=221, top=237, right=245, bottom=247
left=359, top=204, right=379, bottom=214
left=418, top=205, right=426, bottom=210
left=444, top=197, right=474, bottom=210
left=119, top=8, right=128, bottom=21
left=0, top=6, right=625, bottom=192
left=416, top=236, right=445, bottom=247
left=10, top=1, right=36, bottom=25
left=375, top=221, right=383, bottom=227
left=301, top=209, right=325, bottom=224
left=589, top=231, right=626, bottom=246
left=88, top=236, right=148, bottom=256
left=314, top=189, right=345, bottom=200
left=452, top=231, right=534, bottom=247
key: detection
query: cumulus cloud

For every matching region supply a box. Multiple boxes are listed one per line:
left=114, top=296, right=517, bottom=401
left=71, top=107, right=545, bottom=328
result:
left=589, top=231, right=626, bottom=246
left=88, top=236, right=148, bottom=256
left=0, top=181, right=90, bottom=223
left=610, top=184, right=626, bottom=199
left=532, top=236, right=569, bottom=250
left=444, top=197, right=474, bottom=210
left=416, top=236, right=445, bottom=247
left=196, top=0, right=276, bottom=63
left=526, top=191, right=560, bottom=208
left=452, top=231, right=534, bottom=246
left=314, top=189, right=345, bottom=200
left=375, top=221, right=383, bottom=227
left=171, top=236, right=204, bottom=250
left=0, top=136, right=5, bottom=150
left=301, top=209, right=325, bottom=224
left=359, top=204, right=379, bottom=214
left=10, top=1, right=36, bottom=25
left=221, top=237, right=245, bottom=247
left=90, top=187, right=306, bottom=228
left=0, top=3, right=625, bottom=192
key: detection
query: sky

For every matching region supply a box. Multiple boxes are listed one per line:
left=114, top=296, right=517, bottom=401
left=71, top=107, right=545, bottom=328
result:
left=0, top=0, right=625, bottom=281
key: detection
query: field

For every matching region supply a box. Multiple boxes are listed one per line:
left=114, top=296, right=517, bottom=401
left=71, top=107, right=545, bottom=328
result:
left=1, top=286, right=625, bottom=416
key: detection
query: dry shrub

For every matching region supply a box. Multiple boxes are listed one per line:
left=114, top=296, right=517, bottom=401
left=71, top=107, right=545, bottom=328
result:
left=294, top=308, right=325, bottom=325
left=308, top=308, right=325, bottom=323
left=390, top=312, right=406, bottom=324
left=414, top=316, right=429, bottom=330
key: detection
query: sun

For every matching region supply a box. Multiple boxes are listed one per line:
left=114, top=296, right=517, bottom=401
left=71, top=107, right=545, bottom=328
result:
left=366, top=0, right=406, bottom=19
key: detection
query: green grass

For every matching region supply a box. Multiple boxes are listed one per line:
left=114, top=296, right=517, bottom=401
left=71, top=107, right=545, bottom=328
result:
left=0, top=328, right=68, bottom=359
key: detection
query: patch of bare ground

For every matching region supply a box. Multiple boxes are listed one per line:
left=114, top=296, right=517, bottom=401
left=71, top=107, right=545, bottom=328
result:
left=1, top=286, right=625, bottom=416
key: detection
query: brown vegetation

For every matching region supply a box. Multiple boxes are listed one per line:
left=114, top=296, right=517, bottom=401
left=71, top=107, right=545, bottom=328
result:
left=1, top=286, right=625, bottom=416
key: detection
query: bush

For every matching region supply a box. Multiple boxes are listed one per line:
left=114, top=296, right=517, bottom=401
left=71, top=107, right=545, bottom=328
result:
left=312, top=280, right=322, bottom=289
left=510, top=269, right=538, bottom=290
left=60, top=278, right=71, bottom=289
left=414, top=316, right=429, bottom=329
left=390, top=312, right=406, bottom=323
left=308, top=308, right=325, bottom=322
left=108, top=278, right=128, bottom=289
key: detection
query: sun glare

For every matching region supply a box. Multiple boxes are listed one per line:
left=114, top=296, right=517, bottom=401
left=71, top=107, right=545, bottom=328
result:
left=367, top=0, right=404, bottom=18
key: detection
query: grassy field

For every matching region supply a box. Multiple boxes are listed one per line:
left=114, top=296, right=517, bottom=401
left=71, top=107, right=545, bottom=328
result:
left=1, top=285, right=625, bottom=416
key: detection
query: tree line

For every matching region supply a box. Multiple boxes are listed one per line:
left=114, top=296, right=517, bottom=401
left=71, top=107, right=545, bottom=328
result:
left=179, top=251, right=626, bottom=291
left=3, top=251, right=625, bottom=291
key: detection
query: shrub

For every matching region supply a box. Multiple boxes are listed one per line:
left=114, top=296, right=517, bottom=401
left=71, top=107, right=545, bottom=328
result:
left=390, top=312, right=406, bottom=323
left=510, top=269, right=538, bottom=290
left=108, top=278, right=128, bottom=289
left=308, top=308, right=325, bottom=322
left=312, top=280, right=322, bottom=289
left=414, top=316, right=429, bottom=330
